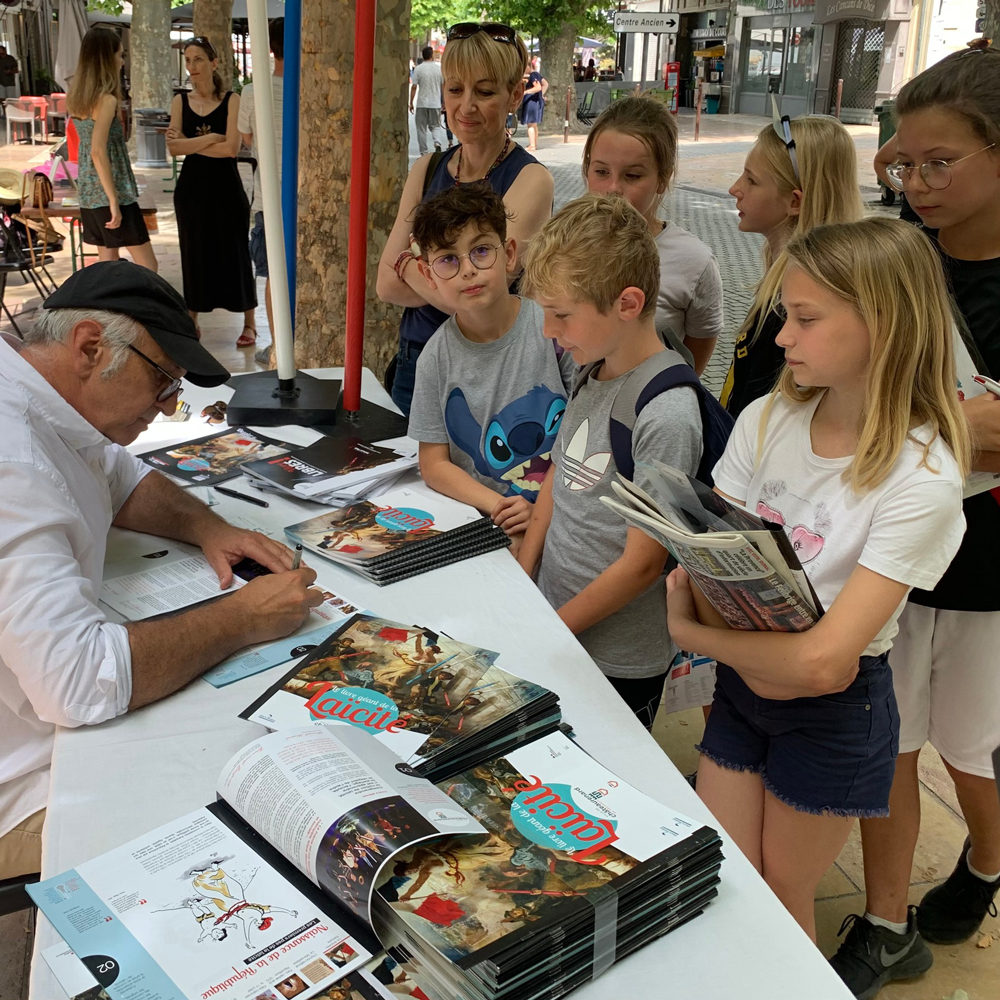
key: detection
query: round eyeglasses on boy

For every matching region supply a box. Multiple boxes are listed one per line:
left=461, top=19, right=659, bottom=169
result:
left=428, top=241, right=506, bottom=280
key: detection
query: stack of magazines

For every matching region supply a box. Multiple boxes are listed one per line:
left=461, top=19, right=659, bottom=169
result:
left=241, top=613, right=562, bottom=783
left=285, top=488, right=511, bottom=585
left=241, top=435, right=419, bottom=506
left=373, top=731, right=724, bottom=1000
left=603, top=461, right=823, bottom=632
left=29, top=726, right=720, bottom=1000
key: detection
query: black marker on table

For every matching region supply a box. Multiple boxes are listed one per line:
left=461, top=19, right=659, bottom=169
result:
left=214, top=485, right=269, bottom=508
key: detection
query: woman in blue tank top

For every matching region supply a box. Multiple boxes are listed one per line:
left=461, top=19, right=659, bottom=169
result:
left=377, top=22, right=554, bottom=415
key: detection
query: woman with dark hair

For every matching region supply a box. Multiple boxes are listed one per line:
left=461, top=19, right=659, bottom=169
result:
left=167, top=37, right=257, bottom=346
left=66, top=28, right=156, bottom=269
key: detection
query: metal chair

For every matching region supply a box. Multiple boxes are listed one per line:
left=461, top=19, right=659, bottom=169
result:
left=576, top=89, right=596, bottom=127
left=0, top=872, right=39, bottom=916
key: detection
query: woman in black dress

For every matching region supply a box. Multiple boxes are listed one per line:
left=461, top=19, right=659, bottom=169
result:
left=167, top=37, right=257, bottom=347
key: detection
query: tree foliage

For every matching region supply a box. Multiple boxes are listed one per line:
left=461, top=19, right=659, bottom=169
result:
left=479, top=0, right=615, bottom=43
left=410, top=0, right=480, bottom=37
left=88, top=0, right=189, bottom=17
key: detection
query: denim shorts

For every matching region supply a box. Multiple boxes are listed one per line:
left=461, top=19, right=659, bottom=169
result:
left=249, top=211, right=267, bottom=278
left=697, top=653, right=899, bottom=818
left=389, top=338, right=426, bottom=417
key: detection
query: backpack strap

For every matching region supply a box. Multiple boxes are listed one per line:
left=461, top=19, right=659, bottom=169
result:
left=605, top=351, right=735, bottom=484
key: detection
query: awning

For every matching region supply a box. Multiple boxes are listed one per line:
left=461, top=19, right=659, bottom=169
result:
left=813, top=0, right=890, bottom=24
left=693, top=46, right=726, bottom=58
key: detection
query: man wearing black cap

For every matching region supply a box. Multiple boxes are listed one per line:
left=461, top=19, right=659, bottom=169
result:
left=0, top=262, right=322, bottom=881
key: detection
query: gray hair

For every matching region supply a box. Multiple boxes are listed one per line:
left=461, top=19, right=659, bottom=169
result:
left=24, top=307, right=145, bottom=379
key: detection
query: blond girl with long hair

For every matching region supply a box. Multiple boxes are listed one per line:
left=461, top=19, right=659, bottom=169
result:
left=66, top=28, right=156, bottom=270
left=666, top=218, right=969, bottom=949
left=720, top=115, right=863, bottom=417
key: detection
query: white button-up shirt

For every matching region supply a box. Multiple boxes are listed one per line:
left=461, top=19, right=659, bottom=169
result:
left=0, top=334, right=150, bottom=839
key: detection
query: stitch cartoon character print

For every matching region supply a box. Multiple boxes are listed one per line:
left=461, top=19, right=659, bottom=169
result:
left=445, top=384, right=566, bottom=498
left=407, top=298, right=578, bottom=502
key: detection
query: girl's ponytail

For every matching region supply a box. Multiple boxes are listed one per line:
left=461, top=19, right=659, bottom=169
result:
left=212, top=69, right=224, bottom=100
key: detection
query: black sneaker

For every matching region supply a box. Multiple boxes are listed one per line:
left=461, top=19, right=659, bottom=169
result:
left=917, top=840, right=999, bottom=944
left=829, top=907, right=932, bottom=1000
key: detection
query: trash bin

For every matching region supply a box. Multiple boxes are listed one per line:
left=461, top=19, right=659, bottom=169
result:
left=134, top=108, right=170, bottom=169
left=706, top=94, right=721, bottom=114
left=874, top=100, right=897, bottom=206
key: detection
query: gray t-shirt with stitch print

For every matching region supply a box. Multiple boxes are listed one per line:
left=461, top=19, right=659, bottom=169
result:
left=536, top=357, right=703, bottom=679
left=408, top=298, right=578, bottom=501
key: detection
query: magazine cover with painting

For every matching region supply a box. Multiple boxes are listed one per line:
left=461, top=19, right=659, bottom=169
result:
left=240, top=615, right=558, bottom=780
left=373, top=732, right=723, bottom=976
left=138, top=427, right=291, bottom=485
left=28, top=727, right=486, bottom=1000
left=284, top=489, right=497, bottom=566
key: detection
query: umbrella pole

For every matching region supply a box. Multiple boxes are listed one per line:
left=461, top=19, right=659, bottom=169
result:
left=343, top=0, right=376, bottom=416
left=246, top=0, right=294, bottom=389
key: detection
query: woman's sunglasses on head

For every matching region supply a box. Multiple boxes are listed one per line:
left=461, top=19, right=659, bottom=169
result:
left=446, top=22, right=517, bottom=45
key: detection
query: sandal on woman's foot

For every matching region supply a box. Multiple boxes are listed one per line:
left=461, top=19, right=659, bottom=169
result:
left=236, top=326, right=257, bottom=348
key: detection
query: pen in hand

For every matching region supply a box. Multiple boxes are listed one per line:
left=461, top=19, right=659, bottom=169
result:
left=291, top=544, right=303, bottom=571
left=213, top=485, right=269, bottom=508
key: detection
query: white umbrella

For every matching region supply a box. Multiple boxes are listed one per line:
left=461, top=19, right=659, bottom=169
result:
left=54, top=0, right=90, bottom=92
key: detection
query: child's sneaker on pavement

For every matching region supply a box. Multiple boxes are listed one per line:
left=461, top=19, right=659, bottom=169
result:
left=917, top=839, right=999, bottom=944
left=829, top=906, right=933, bottom=1000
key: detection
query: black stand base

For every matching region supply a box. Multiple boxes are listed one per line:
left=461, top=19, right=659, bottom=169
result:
left=225, top=370, right=342, bottom=427
left=312, top=391, right=409, bottom=442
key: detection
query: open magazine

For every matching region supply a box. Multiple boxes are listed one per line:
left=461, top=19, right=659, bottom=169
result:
left=954, top=327, right=1000, bottom=498
left=602, top=460, right=822, bottom=633
left=28, top=725, right=486, bottom=1000
left=241, top=615, right=561, bottom=783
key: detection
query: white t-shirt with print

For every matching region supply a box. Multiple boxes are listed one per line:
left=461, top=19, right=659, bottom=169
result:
left=712, top=393, right=966, bottom=656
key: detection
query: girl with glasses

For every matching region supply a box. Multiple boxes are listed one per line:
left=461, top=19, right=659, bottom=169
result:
left=167, top=37, right=257, bottom=348
left=829, top=40, right=1000, bottom=1000
left=66, top=29, right=158, bottom=272
left=377, top=22, right=554, bottom=416
left=721, top=116, right=863, bottom=419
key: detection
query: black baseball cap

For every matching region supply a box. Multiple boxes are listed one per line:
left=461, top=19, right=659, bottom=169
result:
left=43, top=260, right=230, bottom=387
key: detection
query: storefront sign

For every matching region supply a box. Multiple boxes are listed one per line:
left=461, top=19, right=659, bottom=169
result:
left=613, top=12, right=680, bottom=34
left=813, top=0, right=889, bottom=23
left=690, top=27, right=727, bottom=39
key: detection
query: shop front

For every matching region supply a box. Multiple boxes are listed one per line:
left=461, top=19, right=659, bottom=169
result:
left=813, top=0, right=911, bottom=124
left=735, top=0, right=819, bottom=117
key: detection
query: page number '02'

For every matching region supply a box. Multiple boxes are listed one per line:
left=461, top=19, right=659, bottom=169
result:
left=82, top=954, right=120, bottom=988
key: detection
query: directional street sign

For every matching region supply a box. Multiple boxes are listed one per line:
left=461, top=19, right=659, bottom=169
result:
left=613, top=12, right=680, bottom=34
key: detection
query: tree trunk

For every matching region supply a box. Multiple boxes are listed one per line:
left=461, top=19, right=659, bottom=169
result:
left=193, top=0, right=235, bottom=92
left=294, top=0, right=409, bottom=375
left=538, top=21, right=576, bottom=135
left=131, top=0, right=173, bottom=112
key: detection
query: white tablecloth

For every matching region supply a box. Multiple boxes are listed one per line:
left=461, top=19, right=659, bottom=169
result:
left=29, top=369, right=851, bottom=999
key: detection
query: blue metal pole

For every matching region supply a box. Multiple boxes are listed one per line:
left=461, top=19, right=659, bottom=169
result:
left=282, top=0, right=301, bottom=330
